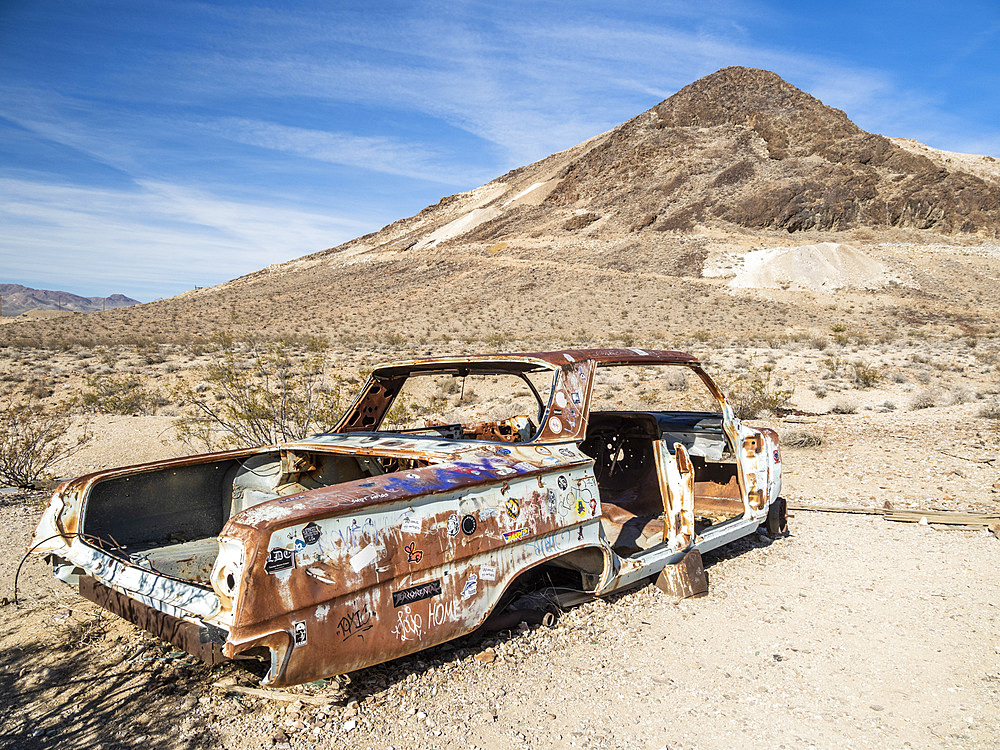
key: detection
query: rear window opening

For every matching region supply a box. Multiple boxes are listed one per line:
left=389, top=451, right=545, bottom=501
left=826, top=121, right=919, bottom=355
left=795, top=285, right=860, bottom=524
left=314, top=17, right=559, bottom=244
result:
left=80, top=448, right=430, bottom=585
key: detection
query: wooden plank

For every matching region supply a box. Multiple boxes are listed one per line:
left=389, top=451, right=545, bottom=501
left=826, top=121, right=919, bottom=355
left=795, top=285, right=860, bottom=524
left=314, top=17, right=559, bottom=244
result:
left=212, top=683, right=334, bottom=705
left=786, top=502, right=1000, bottom=526
left=785, top=503, right=884, bottom=516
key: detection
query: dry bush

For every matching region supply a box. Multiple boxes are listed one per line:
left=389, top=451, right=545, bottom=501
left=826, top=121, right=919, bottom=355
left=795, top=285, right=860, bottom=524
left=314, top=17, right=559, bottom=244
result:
left=909, top=388, right=941, bottom=410
left=782, top=429, right=823, bottom=447
left=724, top=366, right=792, bottom=419
left=948, top=386, right=975, bottom=405
left=81, top=374, right=163, bottom=415
left=849, top=361, right=884, bottom=389
left=173, top=333, right=346, bottom=450
left=0, top=399, right=90, bottom=488
left=978, top=401, right=1000, bottom=419
left=831, top=397, right=859, bottom=414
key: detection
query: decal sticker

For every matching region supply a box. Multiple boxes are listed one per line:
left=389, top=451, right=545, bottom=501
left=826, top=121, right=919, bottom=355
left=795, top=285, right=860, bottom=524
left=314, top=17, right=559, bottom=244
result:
left=534, top=446, right=552, bottom=456
left=571, top=391, right=581, bottom=404
left=264, top=547, right=295, bottom=574
left=349, top=543, right=376, bottom=572
left=496, top=447, right=511, bottom=455
left=479, top=507, right=499, bottom=520
left=336, top=605, right=374, bottom=642
left=555, top=391, right=568, bottom=408
left=558, top=447, right=576, bottom=458
left=503, top=528, right=529, bottom=543
left=294, top=538, right=306, bottom=552
left=461, top=574, right=479, bottom=600
left=302, top=522, right=321, bottom=545
left=392, top=579, right=442, bottom=608
left=576, top=498, right=588, bottom=518
left=505, top=497, right=521, bottom=519
left=773, top=449, right=781, bottom=463
left=578, top=526, right=585, bottom=541
left=548, top=416, right=563, bottom=433
left=560, top=492, right=577, bottom=517
left=513, top=461, right=535, bottom=472
left=546, top=489, right=558, bottom=515
left=292, top=620, right=307, bottom=646
left=496, top=467, right=515, bottom=476
left=404, top=542, right=423, bottom=563
left=461, top=514, right=478, bottom=535
left=447, top=514, right=460, bottom=537
left=557, top=475, right=568, bottom=491
left=401, top=517, right=421, bottom=534
left=480, top=563, right=497, bottom=581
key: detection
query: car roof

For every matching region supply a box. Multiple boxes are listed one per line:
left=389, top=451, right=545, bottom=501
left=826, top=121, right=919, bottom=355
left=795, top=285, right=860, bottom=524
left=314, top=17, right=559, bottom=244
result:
left=371, top=348, right=700, bottom=377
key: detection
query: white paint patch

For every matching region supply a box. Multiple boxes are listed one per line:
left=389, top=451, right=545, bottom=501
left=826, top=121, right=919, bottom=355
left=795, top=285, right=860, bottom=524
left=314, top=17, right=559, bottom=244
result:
left=315, top=604, right=330, bottom=622
left=350, top=544, right=376, bottom=572
left=240, top=502, right=294, bottom=525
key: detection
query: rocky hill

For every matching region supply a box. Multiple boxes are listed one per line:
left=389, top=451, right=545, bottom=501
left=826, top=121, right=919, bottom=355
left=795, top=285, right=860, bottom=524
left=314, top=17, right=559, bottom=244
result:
left=3, top=67, right=999, bottom=348
left=0, top=284, right=138, bottom=318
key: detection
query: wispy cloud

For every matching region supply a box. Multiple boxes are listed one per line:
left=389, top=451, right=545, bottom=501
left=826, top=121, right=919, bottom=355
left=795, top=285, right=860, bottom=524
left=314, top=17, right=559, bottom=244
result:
left=207, top=118, right=482, bottom=185
left=0, top=177, right=369, bottom=300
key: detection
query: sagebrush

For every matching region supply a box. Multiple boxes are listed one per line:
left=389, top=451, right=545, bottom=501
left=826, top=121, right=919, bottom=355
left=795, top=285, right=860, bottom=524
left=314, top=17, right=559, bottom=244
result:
left=173, top=333, right=347, bottom=450
left=0, top=399, right=90, bottom=488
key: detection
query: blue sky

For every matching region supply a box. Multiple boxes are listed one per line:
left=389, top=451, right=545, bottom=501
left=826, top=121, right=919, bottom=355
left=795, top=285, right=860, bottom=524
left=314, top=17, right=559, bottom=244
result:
left=2, top=1, right=998, bottom=301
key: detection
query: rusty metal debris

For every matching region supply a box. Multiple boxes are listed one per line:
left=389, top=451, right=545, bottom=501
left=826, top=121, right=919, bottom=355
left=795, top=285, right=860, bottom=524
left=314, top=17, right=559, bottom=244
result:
left=30, top=348, right=783, bottom=686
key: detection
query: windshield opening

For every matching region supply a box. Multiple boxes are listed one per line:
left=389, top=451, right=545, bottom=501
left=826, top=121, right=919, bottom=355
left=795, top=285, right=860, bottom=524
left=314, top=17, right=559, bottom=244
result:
left=375, top=368, right=556, bottom=443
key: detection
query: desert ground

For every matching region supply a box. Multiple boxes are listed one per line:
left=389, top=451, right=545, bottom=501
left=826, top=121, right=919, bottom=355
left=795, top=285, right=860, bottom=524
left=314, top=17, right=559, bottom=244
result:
left=2, top=306, right=999, bottom=749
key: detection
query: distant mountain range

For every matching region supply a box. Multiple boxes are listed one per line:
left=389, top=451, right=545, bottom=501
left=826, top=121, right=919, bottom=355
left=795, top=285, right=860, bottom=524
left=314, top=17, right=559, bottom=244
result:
left=0, top=284, right=139, bottom=317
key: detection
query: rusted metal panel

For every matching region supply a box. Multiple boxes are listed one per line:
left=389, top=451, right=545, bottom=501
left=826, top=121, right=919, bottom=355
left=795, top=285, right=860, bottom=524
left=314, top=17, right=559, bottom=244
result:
left=654, top=549, right=708, bottom=600
left=31, top=348, right=783, bottom=688
left=79, top=575, right=227, bottom=665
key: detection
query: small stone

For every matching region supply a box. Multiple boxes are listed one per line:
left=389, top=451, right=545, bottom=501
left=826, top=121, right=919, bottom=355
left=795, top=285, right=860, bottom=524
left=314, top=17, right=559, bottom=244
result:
left=871, top=704, right=885, bottom=712
left=475, top=648, right=496, bottom=664
left=270, top=730, right=289, bottom=744
left=343, top=719, right=357, bottom=732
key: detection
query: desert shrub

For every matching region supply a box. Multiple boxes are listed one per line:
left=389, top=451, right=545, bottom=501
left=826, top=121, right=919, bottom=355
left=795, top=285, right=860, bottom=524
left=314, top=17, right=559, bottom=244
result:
left=173, top=334, right=346, bottom=450
left=0, top=399, right=90, bottom=488
left=909, top=388, right=941, bottom=410
left=782, top=429, right=823, bottom=448
left=849, top=361, right=884, bottom=389
left=81, top=374, right=161, bottom=415
left=978, top=401, right=1000, bottom=419
left=831, top=397, right=859, bottom=414
left=724, top=366, right=792, bottom=419
left=948, top=386, right=975, bottom=405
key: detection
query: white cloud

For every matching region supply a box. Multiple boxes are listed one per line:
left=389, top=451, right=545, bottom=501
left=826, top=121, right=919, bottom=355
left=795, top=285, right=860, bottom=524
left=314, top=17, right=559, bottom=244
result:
left=0, top=177, right=369, bottom=299
left=207, top=118, right=482, bottom=185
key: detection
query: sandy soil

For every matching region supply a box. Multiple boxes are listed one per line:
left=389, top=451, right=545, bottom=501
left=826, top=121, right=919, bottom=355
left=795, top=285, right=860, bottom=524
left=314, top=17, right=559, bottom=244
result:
left=2, top=393, right=998, bottom=749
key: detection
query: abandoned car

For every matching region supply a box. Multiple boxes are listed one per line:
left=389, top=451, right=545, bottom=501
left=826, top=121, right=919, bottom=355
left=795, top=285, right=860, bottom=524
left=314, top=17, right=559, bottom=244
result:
left=31, top=348, right=784, bottom=686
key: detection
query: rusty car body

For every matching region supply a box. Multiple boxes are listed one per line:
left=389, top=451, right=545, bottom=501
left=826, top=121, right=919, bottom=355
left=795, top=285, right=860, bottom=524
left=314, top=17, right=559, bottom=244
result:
left=31, top=348, right=783, bottom=686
